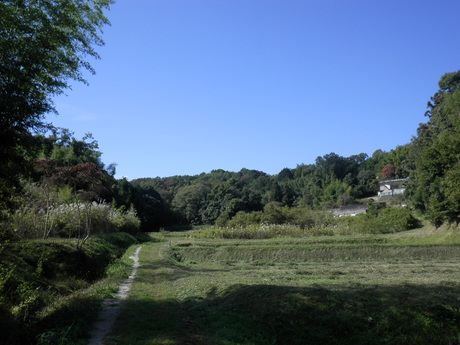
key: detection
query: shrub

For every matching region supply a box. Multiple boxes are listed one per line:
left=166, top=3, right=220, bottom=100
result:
left=50, top=202, right=140, bottom=237
left=227, top=211, right=263, bottom=228
left=333, top=207, right=419, bottom=235
left=377, top=207, right=419, bottom=232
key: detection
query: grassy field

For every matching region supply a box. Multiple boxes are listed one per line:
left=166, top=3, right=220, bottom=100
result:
left=104, top=226, right=460, bottom=345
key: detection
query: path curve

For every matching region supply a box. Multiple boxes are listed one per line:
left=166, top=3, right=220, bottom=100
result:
left=87, top=246, right=142, bottom=345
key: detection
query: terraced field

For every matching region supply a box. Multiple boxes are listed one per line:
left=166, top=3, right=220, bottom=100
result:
left=103, top=227, right=460, bottom=345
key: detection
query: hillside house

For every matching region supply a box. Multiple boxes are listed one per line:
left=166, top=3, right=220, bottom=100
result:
left=378, top=178, right=408, bottom=200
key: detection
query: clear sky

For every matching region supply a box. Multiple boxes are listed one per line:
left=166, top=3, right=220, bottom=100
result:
left=47, top=0, right=460, bottom=180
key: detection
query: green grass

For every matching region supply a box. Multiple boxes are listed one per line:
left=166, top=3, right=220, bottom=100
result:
left=0, top=232, right=152, bottom=345
left=105, top=226, right=460, bottom=345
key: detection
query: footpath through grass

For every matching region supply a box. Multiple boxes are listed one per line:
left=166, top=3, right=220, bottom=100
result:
left=103, top=226, right=460, bottom=345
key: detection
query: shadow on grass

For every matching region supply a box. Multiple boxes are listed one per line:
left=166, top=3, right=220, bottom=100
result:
left=107, top=283, right=460, bottom=345
left=0, top=293, right=102, bottom=345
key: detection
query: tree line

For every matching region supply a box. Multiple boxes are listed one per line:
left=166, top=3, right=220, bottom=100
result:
left=1, top=0, right=460, bottom=235
left=127, top=69, right=460, bottom=230
left=126, top=145, right=409, bottom=229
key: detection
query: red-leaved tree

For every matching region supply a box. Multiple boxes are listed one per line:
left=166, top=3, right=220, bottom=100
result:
left=382, top=164, right=396, bottom=178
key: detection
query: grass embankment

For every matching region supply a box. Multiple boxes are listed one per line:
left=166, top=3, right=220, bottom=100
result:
left=105, top=226, right=460, bottom=345
left=0, top=232, right=152, bottom=345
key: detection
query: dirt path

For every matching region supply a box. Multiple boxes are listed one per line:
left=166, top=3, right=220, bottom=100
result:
left=87, top=246, right=142, bottom=345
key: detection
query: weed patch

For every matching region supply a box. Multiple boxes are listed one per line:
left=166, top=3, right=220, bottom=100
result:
left=0, top=233, right=152, bottom=345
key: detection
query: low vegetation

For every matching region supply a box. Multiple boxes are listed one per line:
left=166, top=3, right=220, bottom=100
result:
left=0, top=232, right=151, bottom=345
left=102, top=226, right=460, bottom=345
left=199, top=206, right=419, bottom=239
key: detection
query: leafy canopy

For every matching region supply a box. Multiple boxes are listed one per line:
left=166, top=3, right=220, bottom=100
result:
left=0, top=0, right=113, bottom=203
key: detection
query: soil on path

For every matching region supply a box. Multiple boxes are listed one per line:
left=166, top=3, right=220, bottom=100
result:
left=87, top=246, right=142, bottom=345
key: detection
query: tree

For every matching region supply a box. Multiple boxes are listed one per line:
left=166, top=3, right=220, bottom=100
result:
left=172, top=184, right=210, bottom=224
left=277, top=168, right=294, bottom=181
left=382, top=164, right=396, bottom=178
left=42, top=162, right=111, bottom=202
left=0, top=0, right=113, bottom=204
left=355, top=170, right=378, bottom=197
left=315, top=153, right=359, bottom=185
left=410, top=70, right=460, bottom=226
left=38, top=128, right=105, bottom=168
left=321, top=179, right=353, bottom=208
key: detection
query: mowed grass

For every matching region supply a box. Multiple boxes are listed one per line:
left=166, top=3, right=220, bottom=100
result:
left=104, top=226, right=460, bottom=345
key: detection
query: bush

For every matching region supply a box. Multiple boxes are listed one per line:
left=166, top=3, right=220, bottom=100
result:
left=205, top=206, right=419, bottom=238
left=227, top=211, right=263, bottom=228
left=377, top=207, right=419, bottom=232
left=221, top=203, right=332, bottom=230
left=334, top=207, right=419, bottom=235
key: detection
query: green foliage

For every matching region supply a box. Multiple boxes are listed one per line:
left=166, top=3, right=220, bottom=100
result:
left=37, top=128, right=105, bottom=169
left=172, top=184, right=210, bottom=224
left=0, top=0, right=113, bottom=206
left=336, top=207, right=419, bottom=235
left=204, top=205, right=418, bottom=239
left=321, top=179, right=353, bottom=208
left=0, top=233, right=143, bottom=344
left=128, top=157, right=389, bottom=229
left=0, top=181, right=140, bottom=243
left=442, top=163, right=460, bottom=223
left=356, top=169, right=378, bottom=197
left=365, top=145, right=413, bottom=179
left=410, top=71, right=460, bottom=226
left=227, top=211, right=263, bottom=228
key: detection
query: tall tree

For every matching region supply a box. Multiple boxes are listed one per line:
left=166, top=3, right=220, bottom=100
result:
left=0, top=0, right=113, bottom=204
left=410, top=70, right=460, bottom=226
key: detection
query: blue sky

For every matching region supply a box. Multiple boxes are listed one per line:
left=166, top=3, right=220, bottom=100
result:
left=48, top=0, right=460, bottom=179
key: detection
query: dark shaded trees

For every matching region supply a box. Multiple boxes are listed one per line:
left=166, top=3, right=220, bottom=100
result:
left=0, top=0, right=113, bottom=206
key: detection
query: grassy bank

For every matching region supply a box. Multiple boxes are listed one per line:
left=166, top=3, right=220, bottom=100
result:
left=104, top=226, right=460, bottom=344
left=0, top=232, right=152, bottom=345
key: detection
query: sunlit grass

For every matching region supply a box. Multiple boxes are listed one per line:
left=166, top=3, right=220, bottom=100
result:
left=105, top=226, right=460, bottom=345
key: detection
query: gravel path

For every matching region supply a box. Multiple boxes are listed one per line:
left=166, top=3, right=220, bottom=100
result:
left=87, top=246, right=142, bottom=345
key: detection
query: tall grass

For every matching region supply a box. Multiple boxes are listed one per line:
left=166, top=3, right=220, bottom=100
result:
left=1, top=202, right=140, bottom=241
left=0, top=233, right=150, bottom=345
